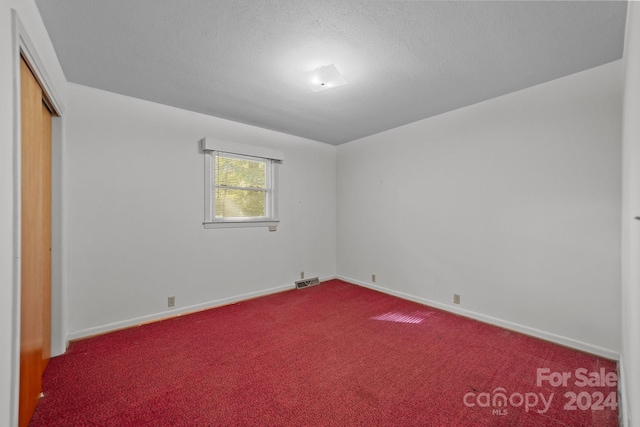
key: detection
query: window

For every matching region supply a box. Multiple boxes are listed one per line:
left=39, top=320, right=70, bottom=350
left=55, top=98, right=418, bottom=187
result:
left=202, top=138, right=283, bottom=229
left=212, top=152, right=273, bottom=220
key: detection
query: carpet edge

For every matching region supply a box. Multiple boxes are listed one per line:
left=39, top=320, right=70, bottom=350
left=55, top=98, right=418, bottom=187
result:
left=67, top=275, right=338, bottom=342
left=337, top=275, right=620, bottom=361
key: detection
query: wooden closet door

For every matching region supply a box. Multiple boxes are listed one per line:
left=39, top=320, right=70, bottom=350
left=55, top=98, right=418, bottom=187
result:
left=19, top=57, right=52, bottom=427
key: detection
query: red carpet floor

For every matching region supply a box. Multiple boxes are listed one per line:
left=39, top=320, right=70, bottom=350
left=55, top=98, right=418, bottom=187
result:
left=31, top=279, right=618, bottom=426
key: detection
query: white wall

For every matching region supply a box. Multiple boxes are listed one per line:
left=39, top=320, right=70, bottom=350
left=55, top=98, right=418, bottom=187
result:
left=0, top=3, right=17, bottom=423
left=0, top=1, right=67, bottom=425
left=621, top=3, right=640, bottom=426
left=64, top=83, right=336, bottom=338
left=337, top=61, right=622, bottom=358
left=0, top=2, right=626, bottom=425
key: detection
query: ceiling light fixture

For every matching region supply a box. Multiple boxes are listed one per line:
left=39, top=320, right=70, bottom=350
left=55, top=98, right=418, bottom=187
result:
left=302, top=64, right=348, bottom=92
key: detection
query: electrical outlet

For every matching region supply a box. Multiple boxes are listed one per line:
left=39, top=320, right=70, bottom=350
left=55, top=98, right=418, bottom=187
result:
left=168, top=296, right=175, bottom=307
left=372, top=274, right=376, bottom=283
left=300, top=272, right=304, bottom=280
left=453, top=294, right=460, bottom=304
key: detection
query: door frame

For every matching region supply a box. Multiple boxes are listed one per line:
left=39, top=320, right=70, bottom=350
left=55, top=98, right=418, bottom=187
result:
left=10, top=10, right=66, bottom=427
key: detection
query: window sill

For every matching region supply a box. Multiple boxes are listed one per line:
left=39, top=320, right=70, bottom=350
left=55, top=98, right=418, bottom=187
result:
left=203, top=220, right=279, bottom=229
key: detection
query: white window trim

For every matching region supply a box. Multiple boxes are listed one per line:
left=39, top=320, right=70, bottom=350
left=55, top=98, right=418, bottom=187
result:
left=202, top=138, right=283, bottom=229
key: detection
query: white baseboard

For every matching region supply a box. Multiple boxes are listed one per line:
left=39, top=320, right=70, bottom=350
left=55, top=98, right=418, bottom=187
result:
left=619, top=356, right=629, bottom=427
left=67, top=275, right=335, bottom=342
left=337, top=275, right=620, bottom=361
left=66, top=274, right=617, bottom=362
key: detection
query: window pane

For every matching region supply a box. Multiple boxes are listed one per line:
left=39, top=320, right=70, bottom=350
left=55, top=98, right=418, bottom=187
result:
left=215, top=188, right=266, bottom=218
left=216, top=155, right=266, bottom=188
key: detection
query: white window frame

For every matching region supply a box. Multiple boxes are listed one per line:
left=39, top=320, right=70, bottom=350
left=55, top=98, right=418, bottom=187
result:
left=202, top=138, right=283, bottom=229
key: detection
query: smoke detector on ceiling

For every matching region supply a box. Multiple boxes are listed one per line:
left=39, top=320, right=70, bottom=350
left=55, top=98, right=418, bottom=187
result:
left=302, top=64, right=348, bottom=92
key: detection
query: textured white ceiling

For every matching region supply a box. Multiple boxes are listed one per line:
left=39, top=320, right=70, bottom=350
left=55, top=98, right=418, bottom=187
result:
left=35, top=1, right=626, bottom=145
